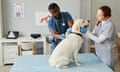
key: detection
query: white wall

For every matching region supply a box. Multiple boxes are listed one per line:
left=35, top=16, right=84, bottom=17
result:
left=0, top=0, right=3, bottom=65
left=0, top=0, right=2, bottom=37
left=80, top=0, right=91, bottom=20
left=2, top=0, right=81, bottom=36
left=91, top=0, right=120, bottom=32
left=80, top=0, right=91, bottom=52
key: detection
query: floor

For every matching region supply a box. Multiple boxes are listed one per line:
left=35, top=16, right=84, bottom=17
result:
left=0, top=65, right=12, bottom=72
left=0, top=58, right=120, bottom=72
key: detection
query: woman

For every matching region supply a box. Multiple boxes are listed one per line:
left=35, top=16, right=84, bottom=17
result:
left=86, top=6, right=115, bottom=70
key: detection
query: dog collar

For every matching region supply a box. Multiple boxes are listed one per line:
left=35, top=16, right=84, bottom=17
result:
left=71, top=32, right=82, bottom=37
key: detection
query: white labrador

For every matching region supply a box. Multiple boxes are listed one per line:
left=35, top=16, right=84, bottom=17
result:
left=49, top=19, right=89, bottom=68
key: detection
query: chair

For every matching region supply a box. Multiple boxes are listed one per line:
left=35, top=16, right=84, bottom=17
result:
left=115, top=32, right=120, bottom=60
left=46, top=35, right=53, bottom=54
left=113, top=45, right=119, bottom=60
left=90, top=44, right=95, bottom=53
left=18, top=42, right=35, bottom=56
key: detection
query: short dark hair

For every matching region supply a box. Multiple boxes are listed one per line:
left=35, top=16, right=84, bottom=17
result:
left=48, top=3, right=59, bottom=10
left=99, top=5, right=111, bottom=17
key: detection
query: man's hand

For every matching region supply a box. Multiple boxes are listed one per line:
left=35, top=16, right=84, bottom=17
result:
left=60, top=34, right=65, bottom=40
left=40, top=15, right=50, bottom=23
left=68, top=21, right=73, bottom=27
left=65, top=28, right=72, bottom=36
left=51, top=31, right=65, bottom=40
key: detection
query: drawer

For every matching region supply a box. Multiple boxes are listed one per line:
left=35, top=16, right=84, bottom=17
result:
left=4, top=58, right=15, bottom=64
left=4, top=50, right=18, bottom=55
left=4, top=48, right=18, bottom=54
left=4, top=53, right=18, bottom=59
left=4, top=46, right=18, bottom=51
left=4, top=46, right=18, bottom=54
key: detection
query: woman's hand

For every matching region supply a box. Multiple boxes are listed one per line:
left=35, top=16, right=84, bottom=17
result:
left=96, top=20, right=101, bottom=26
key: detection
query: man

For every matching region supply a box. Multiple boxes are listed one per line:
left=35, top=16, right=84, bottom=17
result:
left=48, top=3, right=73, bottom=53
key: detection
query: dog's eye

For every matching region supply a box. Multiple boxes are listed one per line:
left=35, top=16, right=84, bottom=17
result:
left=82, top=20, right=84, bottom=23
left=87, top=20, right=90, bottom=23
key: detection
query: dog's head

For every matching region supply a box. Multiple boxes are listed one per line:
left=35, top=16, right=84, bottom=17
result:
left=72, top=19, right=90, bottom=33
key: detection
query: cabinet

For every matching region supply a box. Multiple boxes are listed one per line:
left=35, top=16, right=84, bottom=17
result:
left=0, top=37, right=48, bottom=65
left=3, top=43, right=18, bottom=64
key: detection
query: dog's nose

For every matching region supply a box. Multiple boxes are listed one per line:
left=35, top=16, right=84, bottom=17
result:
left=87, top=20, right=90, bottom=23
left=84, top=25, right=89, bottom=28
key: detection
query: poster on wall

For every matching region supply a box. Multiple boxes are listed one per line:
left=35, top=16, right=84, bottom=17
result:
left=35, top=11, right=49, bottom=26
left=14, top=3, right=24, bottom=18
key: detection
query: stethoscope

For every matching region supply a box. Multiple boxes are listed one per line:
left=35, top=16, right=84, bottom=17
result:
left=53, top=14, right=65, bottom=41
left=62, top=14, right=65, bottom=26
left=54, top=14, right=65, bottom=26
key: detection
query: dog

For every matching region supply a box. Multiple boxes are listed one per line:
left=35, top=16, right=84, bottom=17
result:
left=48, top=19, right=89, bottom=68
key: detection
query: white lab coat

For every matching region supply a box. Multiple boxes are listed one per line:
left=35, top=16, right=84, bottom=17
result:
left=86, top=19, right=115, bottom=70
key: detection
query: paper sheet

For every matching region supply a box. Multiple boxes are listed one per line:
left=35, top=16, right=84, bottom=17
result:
left=14, top=3, right=24, bottom=18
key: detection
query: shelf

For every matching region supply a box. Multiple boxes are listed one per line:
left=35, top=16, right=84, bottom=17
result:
left=0, top=37, right=45, bottom=43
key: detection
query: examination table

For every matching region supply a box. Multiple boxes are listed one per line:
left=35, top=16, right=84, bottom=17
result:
left=10, top=53, right=113, bottom=72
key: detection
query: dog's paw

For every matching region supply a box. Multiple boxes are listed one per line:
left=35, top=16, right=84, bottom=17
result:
left=56, top=65, right=68, bottom=69
left=76, top=63, right=81, bottom=67
left=61, top=65, right=68, bottom=69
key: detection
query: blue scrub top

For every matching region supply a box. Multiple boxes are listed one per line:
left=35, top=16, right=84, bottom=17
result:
left=48, top=12, right=73, bottom=34
left=48, top=12, right=73, bottom=53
